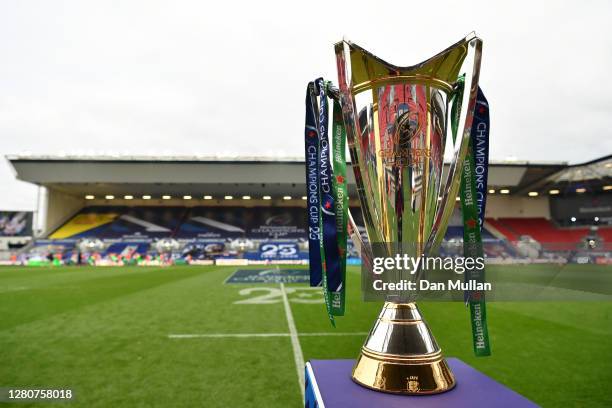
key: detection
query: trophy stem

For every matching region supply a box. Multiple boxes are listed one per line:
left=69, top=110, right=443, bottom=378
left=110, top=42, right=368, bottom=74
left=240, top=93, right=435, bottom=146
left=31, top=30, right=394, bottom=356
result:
left=351, top=302, right=455, bottom=394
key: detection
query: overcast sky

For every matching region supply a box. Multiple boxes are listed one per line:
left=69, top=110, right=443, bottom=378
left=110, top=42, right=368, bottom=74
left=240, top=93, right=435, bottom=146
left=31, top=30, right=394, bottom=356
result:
left=1, top=0, right=611, bottom=210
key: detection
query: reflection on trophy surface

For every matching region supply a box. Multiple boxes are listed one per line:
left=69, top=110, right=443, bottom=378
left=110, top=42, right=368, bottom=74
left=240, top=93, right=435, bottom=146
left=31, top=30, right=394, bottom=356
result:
left=335, top=33, right=482, bottom=394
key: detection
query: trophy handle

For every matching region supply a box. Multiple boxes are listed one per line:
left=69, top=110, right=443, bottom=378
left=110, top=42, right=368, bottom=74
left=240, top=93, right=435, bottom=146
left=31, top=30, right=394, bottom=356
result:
left=425, top=36, right=483, bottom=255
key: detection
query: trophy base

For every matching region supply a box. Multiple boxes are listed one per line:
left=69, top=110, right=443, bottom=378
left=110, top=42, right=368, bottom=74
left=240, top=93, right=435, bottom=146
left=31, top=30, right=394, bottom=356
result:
left=351, top=302, right=456, bottom=394
left=351, top=349, right=456, bottom=394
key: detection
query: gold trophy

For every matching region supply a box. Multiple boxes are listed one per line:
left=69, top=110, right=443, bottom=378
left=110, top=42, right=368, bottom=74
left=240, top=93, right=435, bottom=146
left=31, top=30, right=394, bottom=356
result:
left=335, top=33, right=482, bottom=394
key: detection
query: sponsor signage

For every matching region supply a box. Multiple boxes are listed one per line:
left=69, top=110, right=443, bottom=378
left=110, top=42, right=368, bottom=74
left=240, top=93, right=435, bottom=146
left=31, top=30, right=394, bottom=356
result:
left=226, top=268, right=309, bottom=284
left=257, top=242, right=301, bottom=260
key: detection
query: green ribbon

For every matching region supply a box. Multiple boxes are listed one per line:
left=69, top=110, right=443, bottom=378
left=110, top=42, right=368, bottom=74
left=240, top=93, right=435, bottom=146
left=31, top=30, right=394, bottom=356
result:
left=315, top=82, right=349, bottom=324
left=330, top=97, right=348, bottom=316
left=451, top=77, right=492, bottom=357
left=460, top=143, right=491, bottom=356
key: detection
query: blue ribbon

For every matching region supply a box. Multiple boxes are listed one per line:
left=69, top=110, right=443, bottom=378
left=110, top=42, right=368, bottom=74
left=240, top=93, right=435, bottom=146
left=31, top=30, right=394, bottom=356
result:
left=316, top=79, right=342, bottom=294
left=471, top=88, right=490, bottom=228
left=305, top=80, right=323, bottom=287
left=305, top=78, right=344, bottom=301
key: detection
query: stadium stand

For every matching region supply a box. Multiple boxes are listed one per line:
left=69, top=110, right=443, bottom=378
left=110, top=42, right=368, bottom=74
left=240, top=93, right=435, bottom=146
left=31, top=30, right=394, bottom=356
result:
left=48, top=205, right=504, bottom=242
left=3, top=154, right=610, bottom=265
left=49, top=206, right=307, bottom=240
left=487, top=217, right=611, bottom=251
left=497, top=218, right=587, bottom=243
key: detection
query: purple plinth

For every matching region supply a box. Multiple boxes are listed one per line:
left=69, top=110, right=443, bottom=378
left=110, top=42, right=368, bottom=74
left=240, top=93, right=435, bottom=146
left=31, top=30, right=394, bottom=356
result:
left=305, top=358, right=538, bottom=408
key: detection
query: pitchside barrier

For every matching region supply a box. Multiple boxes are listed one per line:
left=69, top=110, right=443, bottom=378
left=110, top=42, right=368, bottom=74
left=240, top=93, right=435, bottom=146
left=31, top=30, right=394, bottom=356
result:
left=5, top=238, right=611, bottom=267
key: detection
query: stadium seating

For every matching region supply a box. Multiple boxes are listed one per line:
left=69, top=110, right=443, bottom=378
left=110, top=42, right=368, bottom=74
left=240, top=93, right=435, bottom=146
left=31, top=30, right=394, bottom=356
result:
left=35, top=207, right=610, bottom=263
left=50, top=206, right=308, bottom=240
left=597, top=228, right=612, bottom=242
left=485, top=218, right=519, bottom=242
left=445, top=225, right=497, bottom=241
left=50, top=205, right=504, bottom=242
left=104, top=242, right=150, bottom=256
left=50, top=206, right=187, bottom=239
left=486, top=217, right=611, bottom=251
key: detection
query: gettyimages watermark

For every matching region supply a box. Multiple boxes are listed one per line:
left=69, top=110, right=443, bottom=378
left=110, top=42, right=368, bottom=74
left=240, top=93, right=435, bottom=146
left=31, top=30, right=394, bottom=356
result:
left=371, top=253, right=490, bottom=292
left=361, top=242, right=612, bottom=302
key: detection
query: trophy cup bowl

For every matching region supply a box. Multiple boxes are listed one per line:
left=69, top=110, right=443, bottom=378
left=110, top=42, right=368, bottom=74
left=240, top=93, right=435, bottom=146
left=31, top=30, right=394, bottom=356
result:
left=335, top=33, right=482, bottom=394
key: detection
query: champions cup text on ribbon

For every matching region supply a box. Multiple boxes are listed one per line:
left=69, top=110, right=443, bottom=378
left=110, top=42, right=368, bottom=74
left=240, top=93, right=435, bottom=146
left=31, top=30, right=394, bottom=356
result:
left=451, top=79, right=492, bottom=357
left=472, top=88, right=490, bottom=230
left=305, top=82, right=323, bottom=288
left=304, top=79, right=348, bottom=324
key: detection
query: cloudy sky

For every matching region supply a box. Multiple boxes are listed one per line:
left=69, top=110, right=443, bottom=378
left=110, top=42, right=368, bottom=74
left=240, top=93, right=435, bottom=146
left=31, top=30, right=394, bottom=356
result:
left=1, top=0, right=611, bottom=210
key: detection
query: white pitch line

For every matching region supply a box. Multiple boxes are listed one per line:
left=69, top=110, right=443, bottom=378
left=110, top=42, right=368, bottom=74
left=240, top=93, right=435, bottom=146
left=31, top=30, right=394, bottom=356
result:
left=167, top=332, right=368, bottom=339
left=300, top=332, right=368, bottom=337
left=280, top=282, right=305, bottom=401
left=168, top=333, right=288, bottom=339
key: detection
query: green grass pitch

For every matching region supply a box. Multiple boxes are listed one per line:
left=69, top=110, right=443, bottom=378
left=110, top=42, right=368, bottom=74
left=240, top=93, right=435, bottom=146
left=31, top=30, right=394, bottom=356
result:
left=1, top=265, right=611, bottom=407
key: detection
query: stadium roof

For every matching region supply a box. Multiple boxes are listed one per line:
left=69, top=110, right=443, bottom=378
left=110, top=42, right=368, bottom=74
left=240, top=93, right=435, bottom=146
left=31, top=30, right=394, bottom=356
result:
left=516, top=154, right=612, bottom=195
left=5, top=154, right=610, bottom=198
